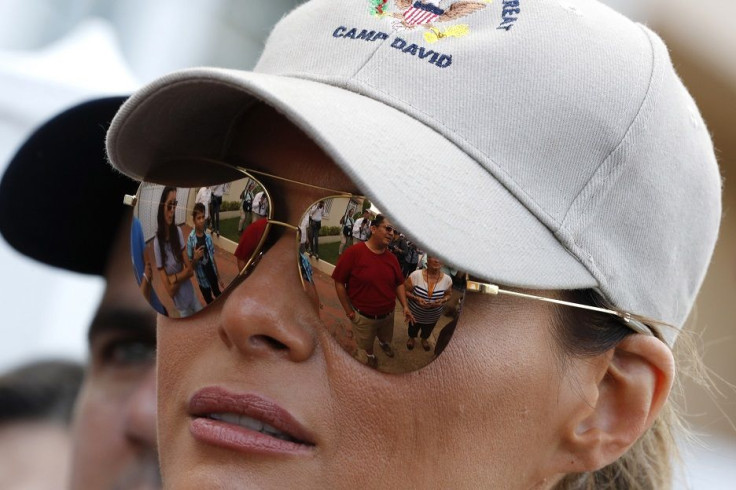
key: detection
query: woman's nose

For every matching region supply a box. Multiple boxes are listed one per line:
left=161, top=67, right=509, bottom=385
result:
left=123, top=367, right=157, bottom=448
left=217, top=236, right=317, bottom=363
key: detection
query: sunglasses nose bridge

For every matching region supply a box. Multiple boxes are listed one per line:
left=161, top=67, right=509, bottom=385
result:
left=249, top=220, right=300, bottom=264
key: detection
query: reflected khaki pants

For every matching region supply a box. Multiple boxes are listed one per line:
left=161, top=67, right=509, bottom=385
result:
left=351, top=311, right=394, bottom=352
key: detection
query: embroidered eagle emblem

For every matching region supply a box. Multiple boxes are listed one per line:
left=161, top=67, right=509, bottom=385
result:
left=370, top=0, right=490, bottom=42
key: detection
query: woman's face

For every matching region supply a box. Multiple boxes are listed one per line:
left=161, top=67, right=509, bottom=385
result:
left=155, top=107, right=584, bottom=489
left=163, top=191, right=176, bottom=226
left=427, top=256, right=442, bottom=271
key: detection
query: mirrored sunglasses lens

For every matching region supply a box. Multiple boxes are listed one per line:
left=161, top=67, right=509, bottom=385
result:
left=298, top=201, right=464, bottom=374
left=130, top=178, right=268, bottom=318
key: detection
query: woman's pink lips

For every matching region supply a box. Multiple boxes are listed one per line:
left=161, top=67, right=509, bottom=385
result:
left=188, top=387, right=316, bottom=456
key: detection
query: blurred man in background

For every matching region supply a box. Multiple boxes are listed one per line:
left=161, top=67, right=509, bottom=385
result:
left=0, top=97, right=160, bottom=489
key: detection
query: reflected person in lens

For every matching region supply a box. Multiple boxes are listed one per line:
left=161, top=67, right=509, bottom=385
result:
left=154, top=187, right=203, bottom=318
left=187, top=203, right=225, bottom=305
left=405, top=256, right=452, bottom=352
left=332, top=214, right=416, bottom=369
left=352, top=209, right=371, bottom=243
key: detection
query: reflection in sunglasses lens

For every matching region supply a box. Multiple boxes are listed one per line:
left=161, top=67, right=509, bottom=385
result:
left=130, top=175, right=463, bottom=373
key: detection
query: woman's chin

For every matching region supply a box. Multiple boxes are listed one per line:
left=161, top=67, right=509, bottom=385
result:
left=160, top=454, right=318, bottom=490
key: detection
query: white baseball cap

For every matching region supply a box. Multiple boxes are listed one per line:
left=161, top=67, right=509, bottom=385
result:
left=106, top=0, right=722, bottom=344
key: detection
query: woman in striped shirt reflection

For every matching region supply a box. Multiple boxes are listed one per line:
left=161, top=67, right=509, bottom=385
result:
left=405, top=255, right=453, bottom=351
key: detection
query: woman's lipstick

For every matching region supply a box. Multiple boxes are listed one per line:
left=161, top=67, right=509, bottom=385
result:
left=188, top=387, right=316, bottom=455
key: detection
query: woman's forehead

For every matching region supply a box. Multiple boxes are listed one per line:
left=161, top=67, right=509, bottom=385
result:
left=225, top=105, right=359, bottom=195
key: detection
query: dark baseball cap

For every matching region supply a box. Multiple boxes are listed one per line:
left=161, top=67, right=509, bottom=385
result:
left=0, top=96, right=138, bottom=275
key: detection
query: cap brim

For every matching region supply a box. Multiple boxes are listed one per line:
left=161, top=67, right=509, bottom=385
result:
left=0, top=96, right=138, bottom=275
left=107, top=69, right=596, bottom=290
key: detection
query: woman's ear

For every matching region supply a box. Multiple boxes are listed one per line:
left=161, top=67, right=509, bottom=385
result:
left=551, top=334, right=675, bottom=473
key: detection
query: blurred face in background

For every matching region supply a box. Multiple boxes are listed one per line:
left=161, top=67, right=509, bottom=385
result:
left=69, top=218, right=161, bottom=489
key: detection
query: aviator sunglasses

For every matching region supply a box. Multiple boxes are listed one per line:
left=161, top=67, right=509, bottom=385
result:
left=125, top=164, right=656, bottom=374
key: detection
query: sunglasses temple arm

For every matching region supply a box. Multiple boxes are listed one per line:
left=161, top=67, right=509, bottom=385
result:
left=465, top=280, right=652, bottom=336
left=267, top=220, right=299, bottom=232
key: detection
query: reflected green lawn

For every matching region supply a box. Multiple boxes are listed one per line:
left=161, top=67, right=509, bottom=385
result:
left=220, top=217, right=240, bottom=243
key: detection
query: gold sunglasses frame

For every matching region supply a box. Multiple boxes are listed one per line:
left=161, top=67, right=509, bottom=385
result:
left=124, top=163, right=658, bottom=338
